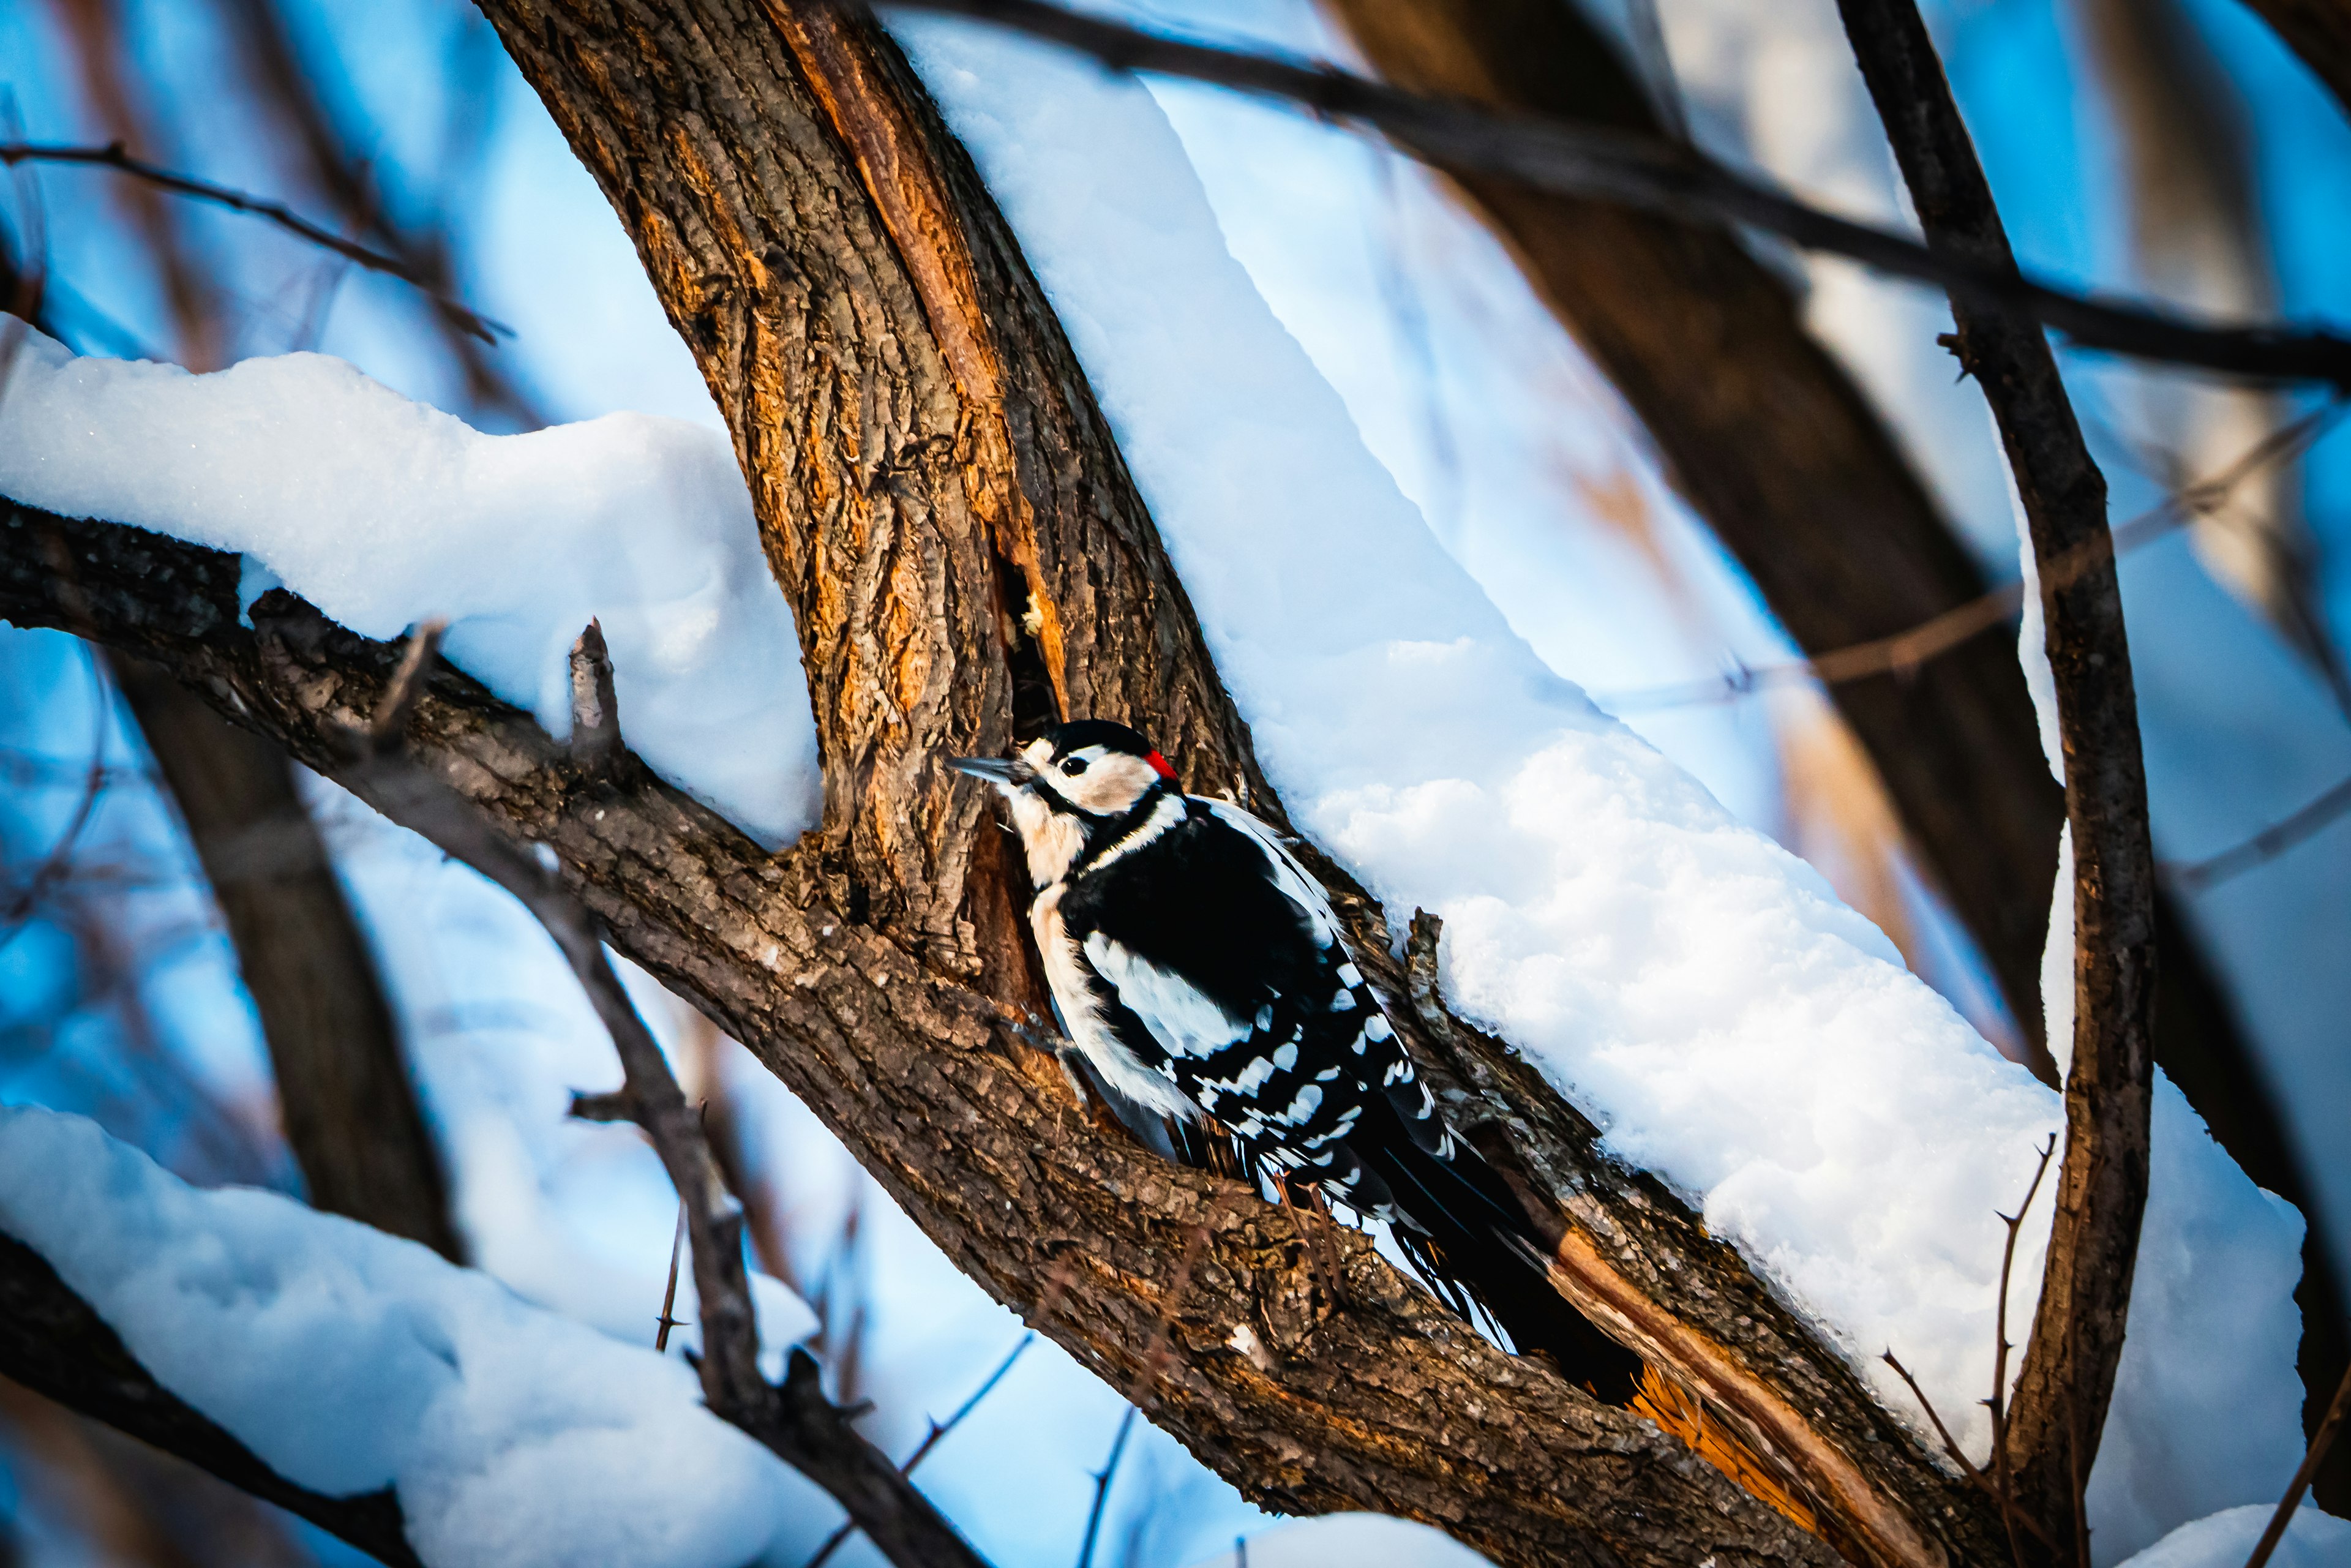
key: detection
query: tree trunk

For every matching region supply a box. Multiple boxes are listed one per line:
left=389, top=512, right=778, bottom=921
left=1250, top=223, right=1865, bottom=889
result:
left=109, top=658, right=463, bottom=1262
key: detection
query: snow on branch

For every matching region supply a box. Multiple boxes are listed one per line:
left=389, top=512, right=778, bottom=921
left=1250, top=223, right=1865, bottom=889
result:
left=0, top=1225, right=422, bottom=1567
left=880, top=0, right=2351, bottom=392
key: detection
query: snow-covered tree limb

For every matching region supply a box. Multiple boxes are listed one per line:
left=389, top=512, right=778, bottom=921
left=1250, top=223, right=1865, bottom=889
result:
left=0, top=467, right=1983, bottom=1567
left=1835, top=2, right=2157, bottom=1558
left=0, top=1228, right=422, bottom=1567
left=1319, top=0, right=2068, bottom=1083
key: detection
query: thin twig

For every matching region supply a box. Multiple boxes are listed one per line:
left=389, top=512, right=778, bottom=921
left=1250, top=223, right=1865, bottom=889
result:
left=803, top=1332, right=1038, bottom=1568
left=1075, top=1405, right=1139, bottom=1568
left=0, top=644, right=111, bottom=936
left=1988, top=1135, right=2059, bottom=1568
left=654, top=1197, right=688, bottom=1351
left=881, top=0, right=2351, bottom=391
left=2169, top=773, right=2351, bottom=891
left=1881, top=1352, right=2058, bottom=1556
left=0, top=141, right=509, bottom=343
left=1595, top=401, right=2342, bottom=713
left=2242, top=1357, right=2351, bottom=1568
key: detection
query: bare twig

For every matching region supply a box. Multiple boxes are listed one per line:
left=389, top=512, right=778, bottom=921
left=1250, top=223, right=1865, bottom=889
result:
left=803, top=1332, right=1037, bottom=1568
left=1596, top=402, right=2341, bottom=714
left=2243, top=1359, right=2351, bottom=1568
left=1880, top=1351, right=2060, bottom=1558
left=1988, top=1136, right=2059, bottom=1567
left=2169, top=773, right=2351, bottom=891
left=0, top=141, right=508, bottom=344
left=1123, top=1225, right=1209, bottom=1408
left=654, top=1197, right=688, bottom=1351
left=1076, top=1405, right=1140, bottom=1568
left=0, top=645, right=108, bottom=934
left=882, top=0, right=2351, bottom=391
left=330, top=623, right=989, bottom=1568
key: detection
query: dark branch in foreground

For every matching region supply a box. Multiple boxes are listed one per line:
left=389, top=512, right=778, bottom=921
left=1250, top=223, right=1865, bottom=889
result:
left=881, top=0, right=2351, bottom=391
left=1837, top=2, right=2158, bottom=1558
left=335, top=624, right=990, bottom=1568
left=0, top=1231, right=422, bottom=1567
left=0, top=141, right=508, bottom=343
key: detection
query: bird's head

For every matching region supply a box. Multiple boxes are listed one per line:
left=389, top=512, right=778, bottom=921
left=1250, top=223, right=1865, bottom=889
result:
left=948, top=719, right=1177, bottom=822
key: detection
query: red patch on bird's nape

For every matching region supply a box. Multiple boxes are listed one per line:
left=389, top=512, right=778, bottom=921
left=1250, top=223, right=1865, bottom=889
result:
left=1145, top=750, right=1176, bottom=781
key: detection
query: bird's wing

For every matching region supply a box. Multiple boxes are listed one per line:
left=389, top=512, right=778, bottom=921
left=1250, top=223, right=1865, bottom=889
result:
left=1065, top=800, right=1450, bottom=1163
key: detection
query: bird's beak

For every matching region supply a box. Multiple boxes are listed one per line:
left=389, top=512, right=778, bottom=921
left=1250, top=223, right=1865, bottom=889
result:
left=947, top=754, right=1032, bottom=787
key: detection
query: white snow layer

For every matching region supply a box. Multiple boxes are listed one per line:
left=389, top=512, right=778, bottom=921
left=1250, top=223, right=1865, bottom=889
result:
left=2118, top=1506, right=2351, bottom=1568
left=0, top=1104, right=812, bottom=1568
left=889, top=16, right=2306, bottom=1561
left=0, top=17, right=2315, bottom=1561
left=0, top=328, right=820, bottom=847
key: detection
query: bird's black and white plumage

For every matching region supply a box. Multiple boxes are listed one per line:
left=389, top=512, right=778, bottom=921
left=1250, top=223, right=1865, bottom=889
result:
left=952, top=720, right=1639, bottom=1390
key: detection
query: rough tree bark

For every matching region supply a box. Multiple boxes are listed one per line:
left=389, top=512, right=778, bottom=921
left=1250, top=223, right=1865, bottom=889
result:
left=1837, top=3, right=2157, bottom=1558
left=1318, top=0, right=2067, bottom=1079
left=108, top=658, right=463, bottom=1262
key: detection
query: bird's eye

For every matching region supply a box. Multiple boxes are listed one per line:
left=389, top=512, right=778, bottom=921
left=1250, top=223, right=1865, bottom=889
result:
left=1062, top=756, right=1090, bottom=776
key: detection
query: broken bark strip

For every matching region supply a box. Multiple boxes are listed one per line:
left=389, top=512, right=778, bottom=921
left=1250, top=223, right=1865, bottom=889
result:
left=1836, top=2, right=2158, bottom=1556
left=108, top=657, right=464, bottom=1262
left=0, top=1229, right=421, bottom=1568
left=1319, top=0, right=2065, bottom=1076
left=7, top=498, right=1995, bottom=1566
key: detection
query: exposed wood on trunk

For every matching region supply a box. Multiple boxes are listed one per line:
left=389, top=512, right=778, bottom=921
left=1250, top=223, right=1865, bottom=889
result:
left=107, top=656, right=463, bottom=1262
left=0, top=1229, right=420, bottom=1567
left=1318, top=0, right=2062, bottom=1078
left=1836, top=3, right=2158, bottom=1557
left=2238, top=0, right=2351, bottom=124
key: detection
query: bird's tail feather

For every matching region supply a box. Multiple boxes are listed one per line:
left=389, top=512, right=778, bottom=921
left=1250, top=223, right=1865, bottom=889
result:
left=1362, top=1132, right=1643, bottom=1402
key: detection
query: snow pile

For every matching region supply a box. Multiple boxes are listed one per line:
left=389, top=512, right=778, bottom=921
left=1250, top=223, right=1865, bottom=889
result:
left=891, top=15, right=2306, bottom=1559
left=0, top=1104, right=816, bottom=1568
left=0, top=328, right=819, bottom=846
left=1191, top=1515, right=1495, bottom=1568
left=2118, top=1506, right=2351, bottom=1568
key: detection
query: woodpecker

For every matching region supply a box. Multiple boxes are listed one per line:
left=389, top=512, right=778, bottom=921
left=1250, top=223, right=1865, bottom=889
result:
left=951, top=719, right=1638, bottom=1390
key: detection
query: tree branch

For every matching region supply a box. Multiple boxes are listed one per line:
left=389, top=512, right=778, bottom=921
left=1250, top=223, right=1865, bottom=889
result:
left=888, top=0, right=2351, bottom=391
left=326, top=621, right=989, bottom=1568
left=1835, top=3, right=2158, bottom=1557
left=0, top=142, right=508, bottom=345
